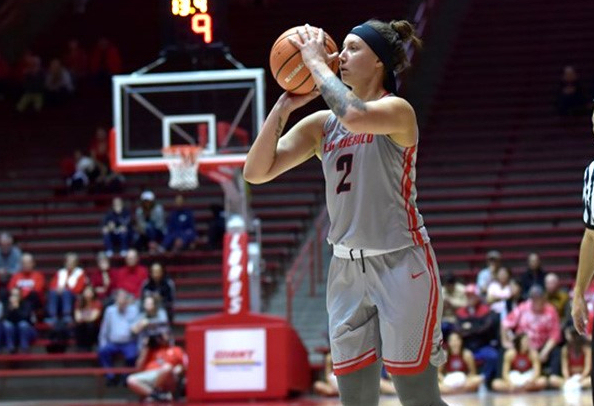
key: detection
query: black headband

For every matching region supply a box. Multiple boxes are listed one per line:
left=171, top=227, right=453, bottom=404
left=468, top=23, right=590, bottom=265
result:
left=349, top=23, right=398, bottom=93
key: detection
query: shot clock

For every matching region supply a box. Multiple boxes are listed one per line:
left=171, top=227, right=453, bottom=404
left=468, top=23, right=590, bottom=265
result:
left=162, top=0, right=229, bottom=51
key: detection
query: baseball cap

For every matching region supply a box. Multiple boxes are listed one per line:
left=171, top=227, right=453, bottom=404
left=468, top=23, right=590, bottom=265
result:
left=486, top=250, right=501, bottom=260
left=140, top=190, right=155, bottom=201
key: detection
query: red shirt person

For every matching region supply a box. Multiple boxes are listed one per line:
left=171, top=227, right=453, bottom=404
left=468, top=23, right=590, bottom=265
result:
left=112, top=249, right=148, bottom=299
left=8, top=252, right=45, bottom=310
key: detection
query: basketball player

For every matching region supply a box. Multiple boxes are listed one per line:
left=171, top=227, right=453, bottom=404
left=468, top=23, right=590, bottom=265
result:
left=571, top=107, right=594, bottom=402
left=244, top=20, right=447, bottom=405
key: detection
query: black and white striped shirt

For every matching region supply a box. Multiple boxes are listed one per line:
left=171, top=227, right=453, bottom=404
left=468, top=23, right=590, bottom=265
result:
left=583, top=161, right=594, bottom=228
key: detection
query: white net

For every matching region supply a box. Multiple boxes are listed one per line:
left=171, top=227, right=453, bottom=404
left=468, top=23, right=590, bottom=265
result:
left=162, top=146, right=203, bottom=190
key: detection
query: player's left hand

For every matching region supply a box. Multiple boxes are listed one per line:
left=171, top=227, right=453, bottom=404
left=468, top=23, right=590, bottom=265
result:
left=288, top=24, right=338, bottom=70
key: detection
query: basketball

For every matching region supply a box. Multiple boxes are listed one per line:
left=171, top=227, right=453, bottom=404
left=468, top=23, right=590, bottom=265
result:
left=269, top=25, right=340, bottom=95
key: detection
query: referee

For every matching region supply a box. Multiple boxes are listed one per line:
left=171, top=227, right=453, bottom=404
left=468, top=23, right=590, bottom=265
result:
left=571, top=107, right=594, bottom=400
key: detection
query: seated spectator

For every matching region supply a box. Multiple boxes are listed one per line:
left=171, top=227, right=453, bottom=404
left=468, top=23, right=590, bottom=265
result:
left=486, top=266, right=513, bottom=315
left=102, top=196, right=132, bottom=257
left=44, top=58, right=74, bottom=106
left=441, top=272, right=467, bottom=339
left=141, top=263, right=175, bottom=322
left=2, top=288, right=37, bottom=353
left=503, top=278, right=523, bottom=317
left=492, top=333, right=547, bottom=393
left=162, top=194, right=197, bottom=252
left=135, top=191, right=166, bottom=254
left=544, top=272, right=569, bottom=322
left=519, top=252, right=545, bottom=299
left=62, top=39, right=88, bottom=84
left=454, top=284, right=500, bottom=387
left=90, top=127, right=124, bottom=193
left=131, top=294, right=169, bottom=345
left=207, top=204, right=226, bottom=249
left=67, top=149, right=96, bottom=191
left=47, top=252, right=88, bottom=325
left=549, top=326, right=591, bottom=391
left=98, top=289, right=139, bottom=386
left=502, top=285, right=562, bottom=376
left=89, top=37, right=122, bottom=86
left=15, top=55, right=44, bottom=114
left=438, top=331, right=483, bottom=394
left=0, top=232, right=23, bottom=301
left=74, top=285, right=103, bottom=351
left=313, top=352, right=338, bottom=396
left=476, top=250, right=501, bottom=297
left=112, top=249, right=148, bottom=299
left=126, top=330, right=187, bottom=402
left=88, top=252, right=114, bottom=305
left=8, top=252, right=45, bottom=312
left=556, top=65, right=587, bottom=116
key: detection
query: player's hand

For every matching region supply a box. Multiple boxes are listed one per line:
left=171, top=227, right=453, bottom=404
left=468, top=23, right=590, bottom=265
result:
left=289, top=24, right=338, bottom=70
left=277, top=89, right=321, bottom=112
left=572, top=295, right=589, bottom=335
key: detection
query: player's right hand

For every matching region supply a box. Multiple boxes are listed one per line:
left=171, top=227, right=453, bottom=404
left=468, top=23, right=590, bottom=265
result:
left=277, top=89, right=321, bottom=113
left=571, top=294, right=589, bottom=335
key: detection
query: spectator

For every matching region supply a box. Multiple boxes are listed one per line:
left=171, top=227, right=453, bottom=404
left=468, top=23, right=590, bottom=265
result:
left=207, top=203, right=225, bottom=249
left=8, top=252, right=45, bottom=312
left=549, top=326, right=591, bottom=391
left=0, top=232, right=23, bottom=301
left=544, top=272, right=570, bottom=321
left=102, top=196, right=132, bottom=257
left=492, top=333, right=548, bottom=393
left=502, top=285, right=562, bottom=376
left=131, top=294, right=169, bottom=345
left=141, top=263, right=175, bottom=322
left=47, top=252, right=87, bottom=325
left=486, top=267, right=513, bottom=315
left=438, top=331, right=483, bottom=395
left=98, top=290, right=139, bottom=386
left=519, top=252, right=546, bottom=299
left=44, top=58, right=74, bottom=106
left=441, top=272, right=467, bottom=339
left=135, top=191, right=166, bottom=254
left=476, top=250, right=501, bottom=297
left=62, top=39, right=88, bottom=84
left=67, top=149, right=96, bottom=191
left=162, top=194, right=197, bottom=252
left=74, top=285, right=102, bottom=351
left=88, top=252, right=114, bottom=304
left=454, top=284, right=500, bottom=387
left=112, top=249, right=148, bottom=299
left=313, top=352, right=339, bottom=396
left=89, top=37, right=122, bottom=86
left=90, top=127, right=124, bottom=193
left=556, top=65, right=587, bottom=116
left=126, top=330, right=187, bottom=402
left=504, top=278, right=523, bottom=317
left=15, top=55, right=44, bottom=113
left=2, top=288, right=37, bottom=353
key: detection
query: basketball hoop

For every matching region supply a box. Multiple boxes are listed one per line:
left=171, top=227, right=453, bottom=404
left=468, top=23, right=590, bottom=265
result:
left=162, top=145, right=204, bottom=190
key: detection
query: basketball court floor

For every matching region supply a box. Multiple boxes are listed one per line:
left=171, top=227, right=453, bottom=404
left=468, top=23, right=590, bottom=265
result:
left=2, top=391, right=591, bottom=406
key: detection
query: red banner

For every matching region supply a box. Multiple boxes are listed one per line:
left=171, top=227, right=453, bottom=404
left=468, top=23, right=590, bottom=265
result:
left=222, top=231, right=249, bottom=315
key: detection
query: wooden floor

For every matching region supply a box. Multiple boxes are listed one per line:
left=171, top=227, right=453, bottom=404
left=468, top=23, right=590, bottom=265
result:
left=2, top=391, right=592, bottom=406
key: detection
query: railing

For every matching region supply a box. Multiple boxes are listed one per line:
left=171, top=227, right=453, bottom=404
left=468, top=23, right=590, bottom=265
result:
left=285, top=209, right=329, bottom=324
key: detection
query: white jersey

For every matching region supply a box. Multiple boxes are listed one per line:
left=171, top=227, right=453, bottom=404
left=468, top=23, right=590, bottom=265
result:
left=321, top=110, right=429, bottom=251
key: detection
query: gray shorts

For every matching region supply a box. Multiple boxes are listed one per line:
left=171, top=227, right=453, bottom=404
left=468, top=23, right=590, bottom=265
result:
left=327, top=243, right=446, bottom=376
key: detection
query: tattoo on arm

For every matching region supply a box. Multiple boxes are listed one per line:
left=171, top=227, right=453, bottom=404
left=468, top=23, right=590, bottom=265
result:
left=274, top=116, right=284, bottom=140
left=315, top=68, right=366, bottom=118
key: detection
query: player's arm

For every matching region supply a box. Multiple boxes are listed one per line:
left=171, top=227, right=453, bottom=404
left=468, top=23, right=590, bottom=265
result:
left=530, top=350, right=542, bottom=380
left=291, top=26, right=417, bottom=146
left=582, top=345, right=591, bottom=379
left=572, top=228, right=594, bottom=333
left=501, top=350, right=513, bottom=382
left=560, top=346, right=570, bottom=379
left=243, top=93, right=327, bottom=184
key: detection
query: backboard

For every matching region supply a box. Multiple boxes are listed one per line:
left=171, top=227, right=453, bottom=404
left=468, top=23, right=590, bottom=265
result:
left=110, top=68, right=265, bottom=174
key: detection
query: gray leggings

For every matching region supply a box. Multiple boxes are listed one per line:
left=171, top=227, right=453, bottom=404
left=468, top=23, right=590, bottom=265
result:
left=336, top=360, right=448, bottom=406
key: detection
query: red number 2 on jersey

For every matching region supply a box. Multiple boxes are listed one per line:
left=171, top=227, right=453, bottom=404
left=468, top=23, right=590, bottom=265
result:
left=336, top=154, right=353, bottom=194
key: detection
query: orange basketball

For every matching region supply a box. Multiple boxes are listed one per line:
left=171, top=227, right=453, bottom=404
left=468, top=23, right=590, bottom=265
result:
left=269, top=25, right=339, bottom=95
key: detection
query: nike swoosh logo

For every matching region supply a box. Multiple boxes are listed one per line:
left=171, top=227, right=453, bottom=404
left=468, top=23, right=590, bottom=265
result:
left=411, top=271, right=425, bottom=279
